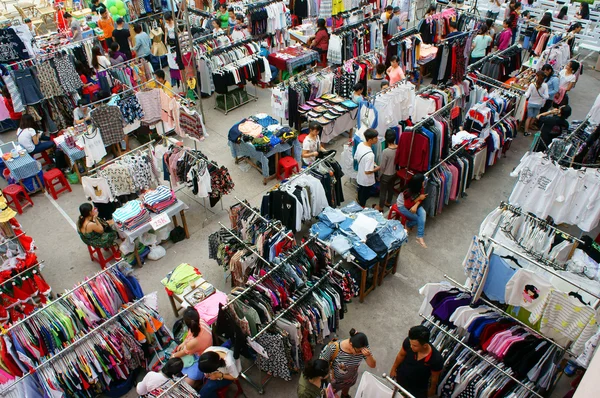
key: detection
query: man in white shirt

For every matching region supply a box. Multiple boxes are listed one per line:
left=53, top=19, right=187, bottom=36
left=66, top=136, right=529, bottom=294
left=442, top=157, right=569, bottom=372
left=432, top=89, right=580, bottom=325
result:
left=354, top=129, right=380, bottom=207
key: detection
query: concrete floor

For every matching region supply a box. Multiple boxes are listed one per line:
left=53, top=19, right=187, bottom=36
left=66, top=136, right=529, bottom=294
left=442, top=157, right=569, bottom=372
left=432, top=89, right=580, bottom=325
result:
left=5, top=61, right=600, bottom=397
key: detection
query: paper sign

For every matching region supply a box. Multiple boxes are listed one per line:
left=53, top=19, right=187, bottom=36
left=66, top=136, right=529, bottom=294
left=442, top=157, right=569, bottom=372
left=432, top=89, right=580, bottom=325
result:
left=150, top=213, right=171, bottom=230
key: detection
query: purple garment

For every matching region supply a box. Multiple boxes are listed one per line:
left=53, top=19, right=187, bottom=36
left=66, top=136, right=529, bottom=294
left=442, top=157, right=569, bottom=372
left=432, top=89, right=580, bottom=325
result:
left=429, top=290, right=460, bottom=309
left=432, top=296, right=473, bottom=323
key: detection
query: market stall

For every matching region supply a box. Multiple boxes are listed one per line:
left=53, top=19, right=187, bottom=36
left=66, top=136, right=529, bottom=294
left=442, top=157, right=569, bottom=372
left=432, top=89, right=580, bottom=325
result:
left=267, top=45, right=320, bottom=78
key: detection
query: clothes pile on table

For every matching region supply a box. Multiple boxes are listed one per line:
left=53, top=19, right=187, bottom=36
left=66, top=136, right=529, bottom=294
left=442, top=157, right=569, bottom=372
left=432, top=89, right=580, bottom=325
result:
left=113, top=200, right=152, bottom=230
left=299, top=93, right=358, bottom=125
left=142, top=185, right=177, bottom=213
left=228, top=113, right=298, bottom=152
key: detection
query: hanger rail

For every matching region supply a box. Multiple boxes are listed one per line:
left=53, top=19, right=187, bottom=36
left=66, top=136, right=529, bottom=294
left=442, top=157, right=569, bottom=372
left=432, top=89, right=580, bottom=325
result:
left=156, top=374, right=197, bottom=398
left=281, top=151, right=336, bottom=188
left=420, top=314, right=544, bottom=398
left=86, top=140, right=155, bottom=175
left=0, top=260, right=44, bottom=289
left=468, top=44, right=521, bottom=72
left=425, top=141, right=470, bottom=178
left=380, top=374, right=417, bottom=398
left=232, top=197, right=294, bottom=242
left=409, top=99, right=457, bottom=132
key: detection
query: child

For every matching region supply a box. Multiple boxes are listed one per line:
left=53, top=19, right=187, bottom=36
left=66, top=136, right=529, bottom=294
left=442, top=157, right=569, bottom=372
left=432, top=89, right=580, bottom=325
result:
left=352, top=83, right=365, bottom=104
left=108, top=42, right=126, bottom=65
left=376, top=129, right=398, bottom=211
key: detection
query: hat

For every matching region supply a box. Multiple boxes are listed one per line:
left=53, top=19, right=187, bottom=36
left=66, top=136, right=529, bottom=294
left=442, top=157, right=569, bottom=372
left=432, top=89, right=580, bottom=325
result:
left=393, top=6, right=400, bottom=12
left=0, top=192, right=16, bottom=223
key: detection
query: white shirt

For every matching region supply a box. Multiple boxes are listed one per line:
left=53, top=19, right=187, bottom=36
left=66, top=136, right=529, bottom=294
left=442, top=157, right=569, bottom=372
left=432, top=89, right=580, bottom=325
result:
left=17, top=127, right=37, bottom=153
left=525, top=82, right=549, bottom=106
left=203, top=346, right=241, bottom=378
left=559, top=69, right=576, bottom=89
left=489, top=0, right=501, bottom=13
left=78, top=131, right=107, bottom=168
left=505, top=269, right=555, bottom=310
left=82, top=176, right=113, bottom=203
left=418, top=282, right=452, bottom=317
left=95, top=55, right=111, bottom=70
left=354, top=143, right=375, bottom=187
left=302, top=135, right=320, bottom=164
left=136, top=371, right=169, bottom=395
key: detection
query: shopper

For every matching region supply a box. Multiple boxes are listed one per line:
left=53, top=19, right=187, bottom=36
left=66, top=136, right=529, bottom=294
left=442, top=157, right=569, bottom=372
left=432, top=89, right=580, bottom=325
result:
left=73, top=98, right=92, bottom=124
left=387, top=7, right=402, bottom=36
left=538, top=11, right=553, bottom=31
left=575, top=2, right=589, bottom=20
left=319, top=329, right=376, bottom=397
left=108, top=42, right=126, bottom=65
left=228, top=7, right=236, bottom=32
left=136, top=358, right=184, bottom=395
left=354, top=129, right=380, bottom=207
left=555, top=5, right=569, bottom=20
left=351, top=83, right=365, bottom=104
left=559, top=60, right=579, bottom=92
left=397, top=173, right=428, bottom=247
left=389, top=325, right=443, bottom=398
left=197, top=346, right=241, bottom=397
left=381, top=5, right=393, bottom=37
left=75, top=61, right=100, bottom=101
left=497, top=19, right=513, bottom=50
left=171, top=307, right=213, bottom=387
left=376, top=129, right=398, bottom=212
left=230, top=14, right=250, bottom=41
left=259, top=41, right=279, bottom=84
left=470, top=25, right=492, bottom=65
left=302, top=122, right=326, bottom=165
left=387, top=55, right=405, bottom=85
left=64, top=13, right=82, bottom=42
left=132, top=24, right=152, bottom=58
left=216, top=4, right=229, bottom=29
left=112, top=18, right=132, bottom=60
left=524, top=71, right=549, bottom=135
left=367, top=63, right=386, bottom=95
left=309, top=18, right=329, bottom=55
left=508, top=2, right=521, bottom=44
left=98, top=8, right=115, bottom=48
left=534, top=105, right=571, bottom=151
left=165, top=13, right=176, bottom=46
left=212, top=19, right=224, bottom=35
left=91, top=46, right=111, bottom=71
left=77, top=203, right=119, bottom=249
left=152, top=69, right=173, bottom=96
left=566, top=22, right=583, bottom=56
left=487, top=0, right=502, bottom=22
left=541, top=64, right=559, bottom=112
left=17, top=114, right=55, bottom=155
left=91, top=0, right=106, bottom=14
left=297, top=359, right=331, bottom=398
left=380, top=80, right=389, bottom=90
left=444, top=20, right=460, bottom=40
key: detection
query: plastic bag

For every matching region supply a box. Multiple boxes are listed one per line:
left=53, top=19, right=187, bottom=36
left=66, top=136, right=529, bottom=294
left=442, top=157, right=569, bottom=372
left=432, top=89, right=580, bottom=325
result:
left=147, top=244, right=166, bottom=260
left=155, top=224, right=173, bottom=242
left=139, top=232, right=157, bottom=246
left=120, top=239, right=135, bottom=255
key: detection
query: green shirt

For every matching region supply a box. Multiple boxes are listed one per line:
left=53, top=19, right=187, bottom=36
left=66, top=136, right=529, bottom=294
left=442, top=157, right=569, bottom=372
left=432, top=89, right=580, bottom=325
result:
left=217, top=12, right=229, bottom=28
left=297, top=376, right=323, bottom=398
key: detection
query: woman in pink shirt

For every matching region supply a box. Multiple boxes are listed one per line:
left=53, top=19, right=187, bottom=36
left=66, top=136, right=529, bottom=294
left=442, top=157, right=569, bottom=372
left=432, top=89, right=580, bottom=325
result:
left=387, top=55, right=405, bottom=85
left=497, top=19, right=513, bottom=50
left=172, top=308, right=213, bottom=388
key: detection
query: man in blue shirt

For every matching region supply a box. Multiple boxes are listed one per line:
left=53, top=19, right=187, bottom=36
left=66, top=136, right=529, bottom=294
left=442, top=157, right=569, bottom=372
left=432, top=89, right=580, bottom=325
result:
left=541, top=64, right=559, bottom=112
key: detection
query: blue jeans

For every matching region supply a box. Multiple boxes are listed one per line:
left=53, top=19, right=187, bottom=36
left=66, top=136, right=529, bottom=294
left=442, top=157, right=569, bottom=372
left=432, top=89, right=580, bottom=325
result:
left=398, top=206, right=426, bottom=238
left=200, top=379, right=233, bottom=398
left=31, top=135, right=55, bottom=155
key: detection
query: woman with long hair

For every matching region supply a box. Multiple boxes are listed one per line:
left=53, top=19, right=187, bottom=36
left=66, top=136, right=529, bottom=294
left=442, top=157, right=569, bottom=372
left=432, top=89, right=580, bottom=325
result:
left=555, top=5, right=569, bottom=20
left=524, top=70, right=549, bottom=135
left=17, top=114, right=55, bottom=155
left=171, top=307, right=213, bottom=387
left=91, top=46, right=110, bottom=71
left=538, top=11, right=553, bottom=28
left=310, top=18, right=330, bottom=55
left=297, top=359, right=331, bottom=398
left=470, top=24, right=492, bottom=64
left=575, top=2, right=589, bottom=20
left=197, top=346, right=241, bottom=398
left=77, top=203, right=119, bottom=250
left=396, top=174, right=428, bottom=248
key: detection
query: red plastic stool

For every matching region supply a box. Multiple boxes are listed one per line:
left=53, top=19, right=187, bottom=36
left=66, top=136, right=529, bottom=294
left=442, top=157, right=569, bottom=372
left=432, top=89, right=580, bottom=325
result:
left=43, top=169, right=71, bottom=200
left=298, top=133, right=308, bottom=144
left=3, top=184, right=33, bottom=214
left=276, top=156, right=300, bottom=180
left=387, top=204, right=407, bottom=226
left=216, top=379, right=246, bottom=398
left=87, top=245, right=120, bottom=270
left=33, top=151, right=52, bottom=167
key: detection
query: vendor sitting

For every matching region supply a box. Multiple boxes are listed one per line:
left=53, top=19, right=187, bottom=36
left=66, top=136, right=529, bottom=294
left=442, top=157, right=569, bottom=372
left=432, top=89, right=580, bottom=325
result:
left=17, top=114, right=55, bottom=155
left=73, top=98, right=92, bottom=125
left=309, top=18, right=329, bottom=55
left=78, top=203, right=120, bottom=253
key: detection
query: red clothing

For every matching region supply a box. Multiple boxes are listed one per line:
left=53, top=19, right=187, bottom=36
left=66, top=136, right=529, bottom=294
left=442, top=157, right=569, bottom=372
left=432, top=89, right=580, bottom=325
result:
left=80, top=75, right=100, bottom=95
left=509, top=11, right=518, bottom=28
left=395, top=131, right=429, bottom=172
left=402, top=190, right=421, bottom=209
left=4, top=97, right=21, bottom=120
left=312, top=29, right=329, bottom=52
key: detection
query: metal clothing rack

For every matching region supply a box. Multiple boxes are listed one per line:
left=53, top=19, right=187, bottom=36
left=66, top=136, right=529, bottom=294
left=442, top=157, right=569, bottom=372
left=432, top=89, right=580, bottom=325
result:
left=366, top=77, right=412, bottom=101
left=87, top=140, right=155, bottom=175
left=246, top=0, right=280, bottom=11
left=389, top=26, right=420, bottom=43
left=250, top=259, right=343, bottom=341
left=487, top=109, right=516, bottom=132
left=471, top=71, right=525, bottom=94
left=424, top=141, right=470, bottom=177
left=9, top=36, right=100, bottom=67
left=232, top=197, right=295, bottom=242
left=468, top=44, right=521, bottom=72
left=443, top=274, right=574, bottom=356
left=420, top=314, right=545, bottom=398
left=331, top=14, right=382, bottom=34
left=209, top=37, right=257, bottom=56
left=0, top=295, right=148, bottom=394
left=156, top=374, right=198, bottom=398
left=379, top=374, right=417, bottom=398
left=281, top=151, right=336, bottom=188
left=0, top=260, right=45, bottom=289
left=437, top=30, right=476, bottom=45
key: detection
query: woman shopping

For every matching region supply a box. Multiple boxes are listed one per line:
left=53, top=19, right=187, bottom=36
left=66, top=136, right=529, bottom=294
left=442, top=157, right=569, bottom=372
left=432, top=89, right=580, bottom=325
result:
left=197, top=346, right=242, bottom=397
left=523, top=71, right=549, bottom=136
left=387, top=55, right=405, bottom=85
left=136, top=358, right=184, bottom=395
left=319, top=329, right=376, bottom=398
left=297, top=359, right=333, bottom=398
left=396, top=173, right=428, bottom=248
left=470, top=25, right=492, bottom=65
left=171, top=307, right=213, bottom=388
left=77, top=203, right=119, bottom=251
left=376, top=129, right=398, bottom=212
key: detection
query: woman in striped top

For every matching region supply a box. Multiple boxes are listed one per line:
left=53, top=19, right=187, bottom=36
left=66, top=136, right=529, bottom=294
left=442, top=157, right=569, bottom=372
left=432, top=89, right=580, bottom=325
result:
left=319, top=329, right=377, bottom=397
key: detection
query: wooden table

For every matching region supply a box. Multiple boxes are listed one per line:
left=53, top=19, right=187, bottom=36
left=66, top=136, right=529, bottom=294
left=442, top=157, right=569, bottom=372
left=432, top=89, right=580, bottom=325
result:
left=378, top=247, right=401, bottom=286
left=352, top=260, right=380, bottom=303
left=167, top=284, right=215, bottom=317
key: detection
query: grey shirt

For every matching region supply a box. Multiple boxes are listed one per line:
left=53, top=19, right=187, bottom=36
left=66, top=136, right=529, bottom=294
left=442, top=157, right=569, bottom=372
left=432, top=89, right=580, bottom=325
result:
left=71, top=19, right=82, bottom=42
left=388, top=14, right=401, bottom=36
left=380, top=147, right=397, bottom=176
left=367, top=77, right=384, bottom=95
left=133, top=32, right=152, bottom=57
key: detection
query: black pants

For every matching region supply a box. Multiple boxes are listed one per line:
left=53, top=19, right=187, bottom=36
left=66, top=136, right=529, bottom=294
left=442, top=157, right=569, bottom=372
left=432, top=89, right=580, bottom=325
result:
left=357, top=184, right=371, bottom=207
left=379, top=174, right=396, bottom=208
left=541, top=99, right=554, bottom=113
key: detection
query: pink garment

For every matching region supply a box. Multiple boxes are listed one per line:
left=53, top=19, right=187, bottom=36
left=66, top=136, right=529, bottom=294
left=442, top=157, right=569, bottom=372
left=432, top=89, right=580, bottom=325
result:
left=447, top=164, right=460, bottom=201
left=159, top=90, right=175, bottom=131
left=0, top=97, right=11, bottom=121
left=194, top=290, right=227, bottom=325
left=238, top=121, right=263, bottom=137
left=484, top=329, right=512, bottom=353
left=136, top=89, right=162, bottom=125
left=495, top=335, right=526, bottom=359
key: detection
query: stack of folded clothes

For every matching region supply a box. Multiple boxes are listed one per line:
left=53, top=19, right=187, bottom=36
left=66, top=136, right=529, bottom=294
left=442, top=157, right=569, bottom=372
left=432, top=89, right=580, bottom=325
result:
left=143, top=185, right=177, bottom=213
left=113, top=200, right=152, bottom=230
left=228, top=113, right=298, bottom=152
left=298, top=93, right=358, bottom=125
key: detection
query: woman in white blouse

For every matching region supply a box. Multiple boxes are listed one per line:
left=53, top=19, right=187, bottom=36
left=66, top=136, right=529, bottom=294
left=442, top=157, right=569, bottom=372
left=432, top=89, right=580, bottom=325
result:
left=91, top=46, right=111, bottom=72
left=524, top=71, right=549, bottom=136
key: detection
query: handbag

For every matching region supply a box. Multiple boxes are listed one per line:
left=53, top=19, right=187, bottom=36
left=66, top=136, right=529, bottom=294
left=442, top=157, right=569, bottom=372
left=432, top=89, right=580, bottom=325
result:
left=98, top=217, right=112, bottom=233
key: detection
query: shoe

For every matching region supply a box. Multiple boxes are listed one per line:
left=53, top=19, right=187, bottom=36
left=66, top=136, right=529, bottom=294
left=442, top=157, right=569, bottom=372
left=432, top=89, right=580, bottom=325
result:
left=524, top=132, right=531, bottom=136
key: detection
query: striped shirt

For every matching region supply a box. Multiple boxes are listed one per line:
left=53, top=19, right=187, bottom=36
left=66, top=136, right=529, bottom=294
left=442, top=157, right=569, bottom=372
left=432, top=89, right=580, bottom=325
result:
left=143, top=185, right=172, bottom=205
left=319, top=342, right=367, bottom=384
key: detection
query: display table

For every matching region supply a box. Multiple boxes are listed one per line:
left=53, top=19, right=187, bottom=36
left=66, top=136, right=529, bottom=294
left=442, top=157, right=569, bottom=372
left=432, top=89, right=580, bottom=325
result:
left=119, top=199, right=190, bottom=266
left=289, top=24, right=317, bottom=44
left=52, top=134, right=86, bottom=179
left=318, top=108, right=359, bottom=144
left=0, top=143, right=44, bottom=193
left=268, top=45, right=320, bottom=75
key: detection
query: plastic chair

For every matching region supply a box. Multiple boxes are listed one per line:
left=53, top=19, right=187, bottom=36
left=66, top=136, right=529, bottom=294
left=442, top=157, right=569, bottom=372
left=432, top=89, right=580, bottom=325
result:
left=216, top=379, right=246, bottom=398
left=43, top=169, right=72, bottom=200
left=298, top=133, right=308, bottom=144
left=276, top=156, right=300, bottom=180
left=33, top=151, right=52, bottom=167
left=87, top=245, right=120, bottom=270
left=387, top=204, right=407, bottom=226
left=3, top=184, right=33, bottom=214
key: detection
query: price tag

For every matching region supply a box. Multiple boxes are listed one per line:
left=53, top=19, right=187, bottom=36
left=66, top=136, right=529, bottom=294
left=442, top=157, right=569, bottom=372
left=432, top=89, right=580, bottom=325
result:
left=150, top=213, right=171, bottom=230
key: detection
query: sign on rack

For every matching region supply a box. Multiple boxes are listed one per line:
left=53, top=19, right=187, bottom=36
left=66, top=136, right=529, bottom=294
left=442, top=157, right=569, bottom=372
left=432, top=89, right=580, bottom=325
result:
left=150, top=213, right=171, bottom=230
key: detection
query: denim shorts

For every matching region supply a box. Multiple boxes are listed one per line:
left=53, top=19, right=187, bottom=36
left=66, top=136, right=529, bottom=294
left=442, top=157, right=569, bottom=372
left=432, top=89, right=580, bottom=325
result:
left=330, top=234, right=353, bottom=256
left=360, top=209, right=388, bottom=226
left=318, top=207, right=347, bottom=224
left=341, top=201, right=364, bottom=214
left=378, top=221, right=408, bottom=250
left=338, top=217, right=355, bottom=231
left=310, top=222, right=334, bottom=240
left=351, top=241, right=377, bottom=262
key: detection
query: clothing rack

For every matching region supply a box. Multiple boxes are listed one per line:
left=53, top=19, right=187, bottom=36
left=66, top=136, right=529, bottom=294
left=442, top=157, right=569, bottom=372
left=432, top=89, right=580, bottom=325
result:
left=467, top=44, right=521, bottom=72
left=498, top=201, right=584, bottom=244
left=420, top=314, right=545, bottom=398
left=424, top=141, right=470, bottom=177
left=0, top=232, right=24, bottom=245
left=129, top=10, right=166, bottom=24
left=209, top=37, right=256, bottom=56
left=85, top=78, right=155, bottom=108
left=379, top=373, right=417, bottom=398
left=217, top=223, right=317, bottom=310
left=2, top=261, right=124, bottom=333
left=437, top=30, right=475, bottom=44
left=484, top=236, right=600, bottom=302
left=8, top=35, right=98, bottom=67
left=332, top=14, right=381, bottom=34
left=471, top=71, right=525, bottom=94
left=565, top=116, right=591, bottom=143
left=102, top=53, right=151, bottom=74
left=0, top=260, right=44, bottom=289
left=246, top=0, right=280, bottom=10
left=366, top=78, right=410, bottom=100
left=232, top=196, right=295, bottom=242
left=87, top=140, right=155, bottom=175
left=0, top=296, right=148, bottom=394
left=250, top=259, right=343, bottom=341
left=193, top=30, right=226, bottom=44
left=443, top=274, right=574, bottom=355
left=281, top=151, right=336, bottom=188
left=389, top=26, right=419, bottom=43
left=156, top=375, right=197, bottom=398
left=487, top=109, right=516, bottom=132
left=187, top=6, right=212, bottom=18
